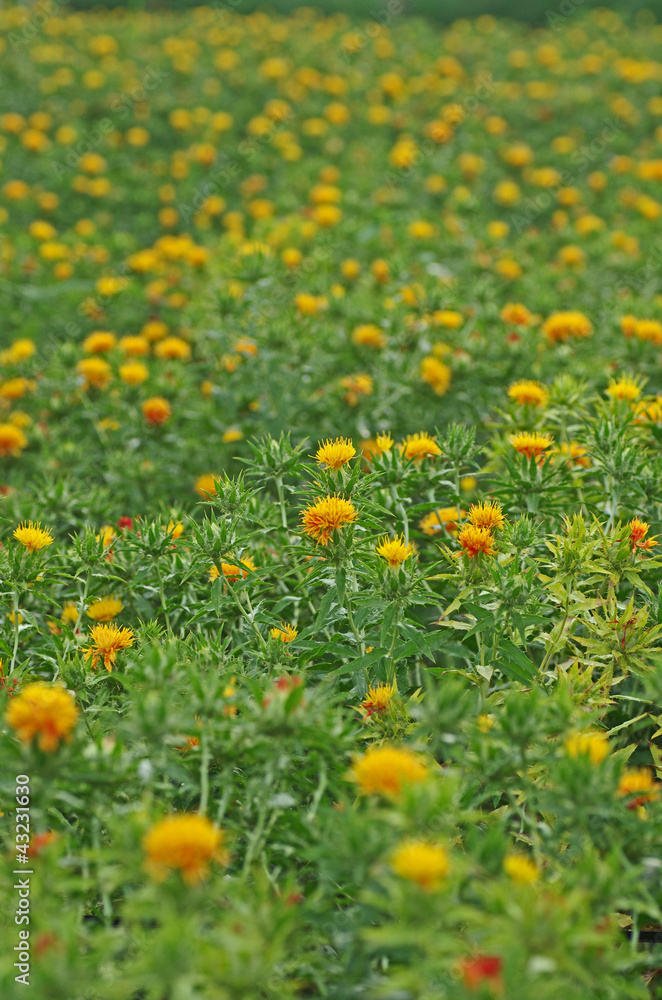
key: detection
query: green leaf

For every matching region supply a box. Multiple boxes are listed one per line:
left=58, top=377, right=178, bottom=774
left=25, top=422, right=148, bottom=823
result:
left=335, top=569, right=346, bottom=604
left=211, top=577, right=223, bottom=617
left=380, top=603, right=399, bottom=648
left=496, top=639, right=539, bottom=685
left=313, top=589, right=337, bottom=634
left=329, top=646, right=389, bottom=675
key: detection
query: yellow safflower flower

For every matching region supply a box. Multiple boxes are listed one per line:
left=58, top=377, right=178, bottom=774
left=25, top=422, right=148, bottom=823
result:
left=399, top=433, right=441, bottom=462
left=14, top=521, right=54, bottom=552
left=301, top=496, right=358, bottom=546
left=315, top=437, right=356, bottom=470
left=376, top=534, right=415, bottom=567
left=510, top=431, right=554, bottom=459
left=143, top=814, right=228, bottom=884
left=349, top=745, right=428, bottom=797
left=87, top=596, right=123, bottom=622
left=390, top=840, right=450, bottom=891
left=86, top=623, right=135, bottom=672
left=606, top=376, right=641, bottom=402
left=6, top=682, right=78, bottom=752
left=507, top=379, right=549, bottom=407
left=503, top=853, right=539, bottom=884
left=270, top=622, right=298, bottom=643
left=565, top=731, right=609, bottom=764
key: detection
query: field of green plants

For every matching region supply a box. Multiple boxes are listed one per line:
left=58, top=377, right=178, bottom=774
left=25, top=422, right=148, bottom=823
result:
left=2, top=3, right=662, bottom=997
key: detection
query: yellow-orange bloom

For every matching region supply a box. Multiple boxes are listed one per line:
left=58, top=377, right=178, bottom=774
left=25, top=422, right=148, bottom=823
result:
left=634, top=319, right=662, bottom=345
left=83, top=330, right=116, bottom=354
left=558, top=442, right=590, bottom=468
left=270, top=622, right=298, bottom=642
left=376, top=534, right=415, bottom=567
left=542, top=310, right=592, bottom=343
left=507, top=380, right=549, bottom=407
left=301, top=495, right=358, bottom=545
left=503, top=853, right=539, bottom=884
left=361, top=432, right=395, bottom=461
left=119, top=361, right=148, bottom=385
left=61, top=602, right=79, bottom=625
left=143, top=814, right=228, bottom=884
left=500, top=302, right=534, bottom=326
left=617, top=767, right=659, bottom=808
left=86, top=596, right=123, bottom=622
left=458, top=524, right=496, bottom=558
left=606, top=376, right=641, bottom=402
left=340, top=373, right=373, bottom=406
left=195, top=474, right=217, bottom=497
left=629, top=517, right=658, bottom=551
left=295, top=292, right=327, bottom=315
left=222, top=427, right=243, bottom=443
left=0, top=377, right=35, bottom=401
left=13, top=521, right=54, bottom=552
left=349, top=745, right=428, bottom=797
left=154, top=336, right=192, bottom=361
left=119, top=335, right=150, bottom=356
left=431, top=309, right=463, bottom=329
left=0, top=337, right=37, bottom=365
left=620, top=314, right=638, bottom=338
left=399, top=433, right=441, bottom=462
left=97, top=525, right=116, bottom=548
left=209, top=555, right=256, bottom=582
left=565, top=731, right=609, bottom=765
left=0, top=423, right=28, bottom=456
left=510, top=431, right=554, bottom=459
left=421, top=356, right=451, bottom=395
left=468, top=501, right=505, bottom=532
left=86, top=623, right=135, bottom=671
left=419, top=507, right=463, bottom=535
left=352, top=323, right=386, bottom=349
left=6, top=682, right=78, bottom=752
left=361, top=681, right=396, bottom=715
left=142, top=396, right=172, bottom=425
left=390, top=840, right=450, bottom=891
left=315, top=437, right=356, bottom=470
left=77, top=357, right=112, bottom=389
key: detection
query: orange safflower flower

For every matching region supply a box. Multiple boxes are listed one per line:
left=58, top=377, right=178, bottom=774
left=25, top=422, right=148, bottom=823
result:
left=142, top=396, right=172, bottom=425
left=458, top=524, right=496, bottom=558
left=301, top=496, right=358, bottom=545
left=510, top=431, right=554, bottom=459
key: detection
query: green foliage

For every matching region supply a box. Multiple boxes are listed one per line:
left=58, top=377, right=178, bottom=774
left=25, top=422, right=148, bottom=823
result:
left=2, top=4, right=662, bottom=997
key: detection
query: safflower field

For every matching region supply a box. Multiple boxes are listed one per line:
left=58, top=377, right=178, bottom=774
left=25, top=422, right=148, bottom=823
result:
left=2, top=1, right=662, bottom=996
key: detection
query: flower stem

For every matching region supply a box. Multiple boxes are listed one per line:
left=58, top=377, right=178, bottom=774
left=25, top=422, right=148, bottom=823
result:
left=155, top=562, right=171, bottom=631
left=540, top=595, right=570, bottom=674
left=60, top=569, right=92, bottom=670
left=199, top=734, right=210, bottom=816
left=386, top=607, right=400, bottom=687
left=274, top=476, right=288, bottom=530
left=228, top=583, right=268, bottom=654
left=9, top=590, right=20, bottom=674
